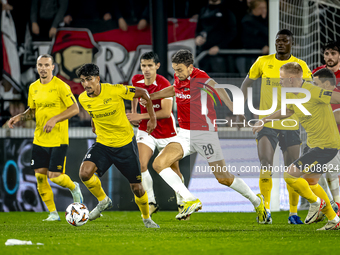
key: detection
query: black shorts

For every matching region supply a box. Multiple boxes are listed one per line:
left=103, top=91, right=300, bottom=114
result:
left=293, top=147, right=338, bottom=173
left=83, top=137, right=141, bottom=183
left=31, top=144, right=68, bottom=172
left=256, top=127, right=301, bottom=152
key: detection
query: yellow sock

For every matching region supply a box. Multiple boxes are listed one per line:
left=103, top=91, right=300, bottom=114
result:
left=310, top=184, right=336, bottom=220
left=287, top=184, right=299, bottom=214
left=135, top=192, right=149, bottom=219
left=50, top=174, right=76, bottom=190
left=82, top=175, right=106, bottom=202
left=35, top=173, right=56, bottom=212
left=259, top=169, right=272, bottom=209
left=284, top=172, right=318, bottom=203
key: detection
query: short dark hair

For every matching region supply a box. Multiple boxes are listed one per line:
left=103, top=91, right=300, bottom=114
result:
left=277, top=29, right=294, bottom=40
left=140, top=51, right=160, bottom=64
left=38, top=54, right=54, bottom=64
left=171, top=49, right=194, bottom=67
left=76, top=63, right=100, bottom=77
left=313, top=68, right=337, bottom=86
left=323, top=41, right=340, bottom=53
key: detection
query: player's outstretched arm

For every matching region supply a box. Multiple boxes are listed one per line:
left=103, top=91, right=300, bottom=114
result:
left=207, top=79, right=233, bottom=111
left=236, top=75, right=256, bottom=124
left=127, top=98, right=172, bottom=122
left=149, top=86, right=175, bottom=100
left=330, top=91, right=340, bottom=104
left=240, top=75, right=256, bottom=105
left=252, top=108, right=294, bottom=134
left=43, top=102, right=79, bottom=133
left=134, top=87, right=157, bottom=134
left=8, top=107, right=35, bottom=128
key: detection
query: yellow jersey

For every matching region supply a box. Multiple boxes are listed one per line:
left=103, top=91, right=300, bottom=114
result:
left=28, top=76, right=76, bottom=147
left=287, top=82, right=340, bottom=149
left=79, top=83, right=135, bottom=147
left=249, top=54, right=312, bottom=130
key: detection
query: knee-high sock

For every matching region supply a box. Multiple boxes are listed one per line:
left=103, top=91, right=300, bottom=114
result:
left=141, top=170, right=155, bottom=204
left=230, top=178, right=260, bottom=207
left=82, top=175, right=106, bottom=202
left=318, top=175, right=333, bottom=202
left=50, top=174, right=75, bottom=190
left=284, top=172, right=318, bottom=203
left=135, top=192, right=149, bottom=219
left=326, top=172, right=340, bottom=203
left=35, top=173, right=56, bottom=212
left=159, top=167, right=196, bottom=201
left=310, top=184, right=336, bottom=220
left=259, top=169, right=272, bottom=209
left=287, top=184, right=299, bottom=214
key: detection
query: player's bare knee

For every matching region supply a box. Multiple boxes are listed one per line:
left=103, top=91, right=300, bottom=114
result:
left=152, top=158, right=165, bottom=173
left=217, top=177, right=234, bottom=186
left=130, top=183, right=144, bottom=197
left=260, top=159, right=272, bottom=169
left=140, top=163, right=148, bottom=173
left=79, top=167, right=91, bottom=181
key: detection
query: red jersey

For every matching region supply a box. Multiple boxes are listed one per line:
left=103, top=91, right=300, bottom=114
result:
left=312, top=65, right=340, bottom=88
left=132, top=74, right=177, bottom=139
left=331, top=87, right=340, bottom=134
left=174, top=67, right=217, bottom=131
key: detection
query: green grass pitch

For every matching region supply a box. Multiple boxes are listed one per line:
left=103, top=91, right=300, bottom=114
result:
left=0, top=210, right=338, bottom=255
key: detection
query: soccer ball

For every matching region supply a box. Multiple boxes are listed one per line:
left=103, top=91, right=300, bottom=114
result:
left=65, top=202, right=89, bottom=227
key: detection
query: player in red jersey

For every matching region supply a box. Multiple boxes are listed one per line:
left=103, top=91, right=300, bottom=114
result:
left=312, top=41, right=340, bottom=87
left=127, top=52, right=185, bottom=215
left=142, top=49, right=267, bottom=221
left=313, top=68, right=340, bottom=216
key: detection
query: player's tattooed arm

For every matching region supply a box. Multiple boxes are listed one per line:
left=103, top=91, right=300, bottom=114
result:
left=8, top=108, right=35, bottom=128
left=21, top=108, right=35, bottom=121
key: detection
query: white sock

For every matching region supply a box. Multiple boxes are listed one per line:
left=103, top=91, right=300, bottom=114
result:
left=334, top=195, right=340, bottom=204
left=159, top=167, right=196, bottom=201
left=319, top=175, right=333, bottom=200
left=141, top=170, right=156, bottom=204
left=311, top=197, right=321, bottom=206
left=229, top=178, right=260, bottom=207
left=330, top=215, right=340, bottom=222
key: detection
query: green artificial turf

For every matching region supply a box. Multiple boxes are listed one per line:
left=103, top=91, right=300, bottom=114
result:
left=0, top=210, right=338, bottom=255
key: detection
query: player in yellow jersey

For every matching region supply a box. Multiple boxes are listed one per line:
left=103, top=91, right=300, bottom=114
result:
left=253, top=62, right=340, bottom=230
left=76, top=63, right=159, bottom=228
left=239, top=29, right=312, bottom=224
left=8, top=54, right=83, bottom=221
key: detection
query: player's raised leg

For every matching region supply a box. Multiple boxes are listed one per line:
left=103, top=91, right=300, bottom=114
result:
left=152, top=142, right=201, bottom=220
left=170, top=161, right=185, bottom=210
